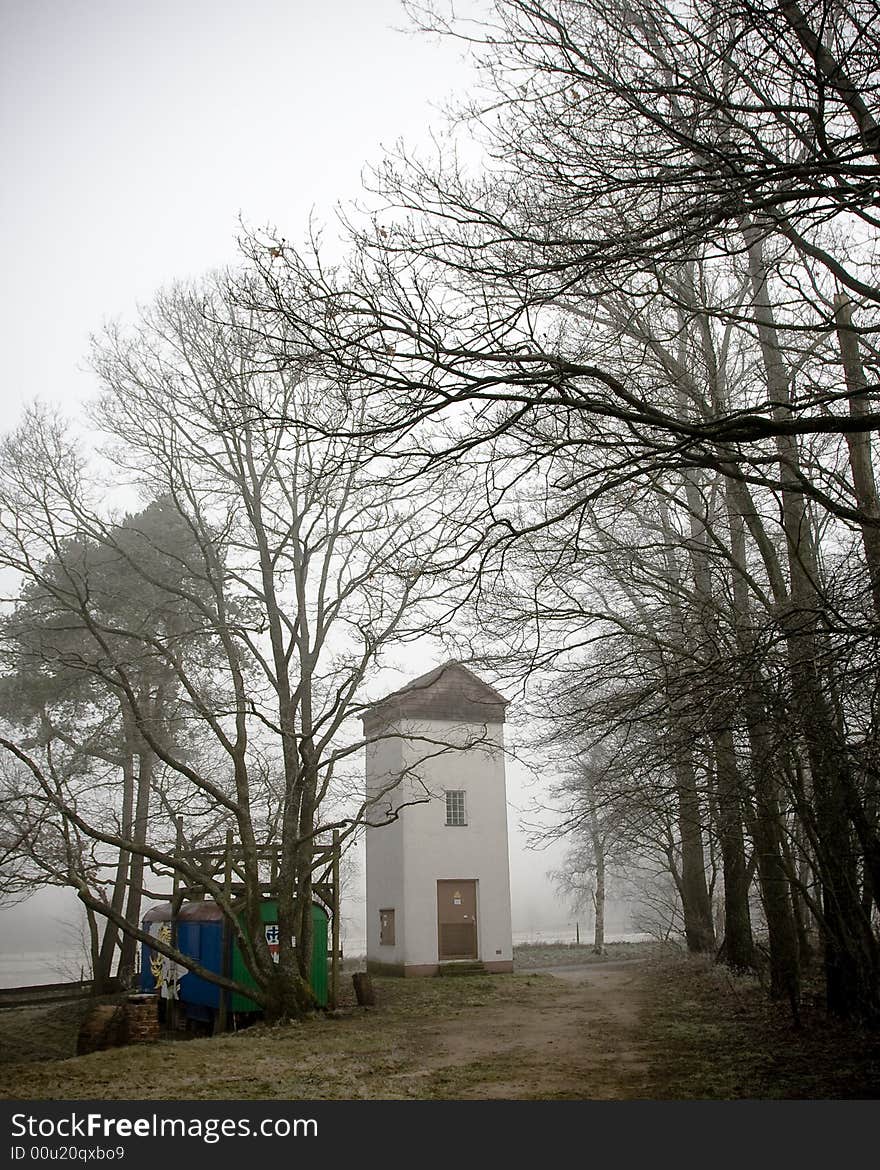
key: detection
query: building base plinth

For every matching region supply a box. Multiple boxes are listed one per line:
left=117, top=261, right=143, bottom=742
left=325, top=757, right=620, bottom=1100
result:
left=366, top=958, right=514, bottom=977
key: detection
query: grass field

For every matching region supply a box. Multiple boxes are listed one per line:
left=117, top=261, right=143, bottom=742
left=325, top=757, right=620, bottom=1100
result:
left=510, top=939, right=676, bottom=968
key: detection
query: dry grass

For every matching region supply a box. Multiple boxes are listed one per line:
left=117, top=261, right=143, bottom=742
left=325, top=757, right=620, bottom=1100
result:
left=0, top=973, right=543, bottom=1100
left=512, top=939, right=677, bottom=968
left=0, top=998, right=97, bottom=1066
left=1, top=946, right=877, bottom=1100
left=638, top=956, right=880, bottom=1099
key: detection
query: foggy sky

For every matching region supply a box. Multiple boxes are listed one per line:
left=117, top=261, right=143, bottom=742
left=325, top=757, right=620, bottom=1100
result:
left=0, top=0, right=475, bottom=416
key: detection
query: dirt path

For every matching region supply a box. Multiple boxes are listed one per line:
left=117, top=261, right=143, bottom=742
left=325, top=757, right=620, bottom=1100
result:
left=388, top=961, right=653, bottom=1099
left=533, top=958, right=647, bottom=1009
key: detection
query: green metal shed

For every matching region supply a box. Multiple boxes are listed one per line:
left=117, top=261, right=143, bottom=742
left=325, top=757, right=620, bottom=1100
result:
left=231, top=900, right=329, bottom=1009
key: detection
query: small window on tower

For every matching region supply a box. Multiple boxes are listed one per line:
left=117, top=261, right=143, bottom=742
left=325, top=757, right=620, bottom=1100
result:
left=379, top=908, right=395, bottom=946
left=445, top=790, right=467, bottom=826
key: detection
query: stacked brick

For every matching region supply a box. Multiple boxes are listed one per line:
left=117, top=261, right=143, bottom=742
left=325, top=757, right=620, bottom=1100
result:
left=124, top=994, right=160, bottom=1044
left=76, top=994, right=159, bottom=1054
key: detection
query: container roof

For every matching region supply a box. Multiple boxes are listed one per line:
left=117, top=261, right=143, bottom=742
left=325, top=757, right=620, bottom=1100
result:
left=142, top=897, right=327, bottom=923
left=143, top=903, right=173, bottom=923
left=361, top=660, right=508, bottom=731
left=143, top=901, right=223, bottom=923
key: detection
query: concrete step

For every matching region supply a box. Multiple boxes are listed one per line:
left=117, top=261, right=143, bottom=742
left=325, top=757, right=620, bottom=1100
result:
left=437, top=961, right=486, bottom=976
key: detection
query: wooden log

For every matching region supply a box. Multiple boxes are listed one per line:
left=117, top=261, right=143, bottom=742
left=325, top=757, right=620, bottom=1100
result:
left=352, top=971, right=375, bottom=1006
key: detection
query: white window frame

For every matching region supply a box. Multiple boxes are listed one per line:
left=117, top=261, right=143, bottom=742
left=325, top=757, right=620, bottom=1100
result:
left=445, top=789, right=467, bottom=827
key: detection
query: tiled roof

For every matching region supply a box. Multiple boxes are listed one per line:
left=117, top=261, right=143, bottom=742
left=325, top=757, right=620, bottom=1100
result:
left=361, top=660, right=508, bottom=730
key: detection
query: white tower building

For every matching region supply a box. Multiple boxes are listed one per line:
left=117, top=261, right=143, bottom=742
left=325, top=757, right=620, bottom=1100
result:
left=363, top=661, right=514, bottom=975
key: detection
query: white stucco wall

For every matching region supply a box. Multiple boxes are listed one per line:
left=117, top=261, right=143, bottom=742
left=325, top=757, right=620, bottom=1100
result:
left=364, top=731, right=406, bottom=965
left=365, top=715, right=513, bottom=969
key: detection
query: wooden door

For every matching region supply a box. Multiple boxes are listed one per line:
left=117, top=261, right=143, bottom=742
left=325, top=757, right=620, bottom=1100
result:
left=437, top=880, right=478, bottom=959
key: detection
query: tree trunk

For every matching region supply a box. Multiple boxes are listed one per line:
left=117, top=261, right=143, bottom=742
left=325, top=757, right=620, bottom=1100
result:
left=93, top=711, right=137, bottom=992
left=653, top=491, right=715, bottom=955
left=744, top=225, right=879, bottom=1022
left=590, top=795, right=606, bottom=955
left=745, top=722, right=802, bottom=1016
left=722, top=478, right=802, bottom=1010
left=81, top=896, right=101, bottom=988
left=673, top=751, right=716, bottom=953
left=713, top=729, right=754, bottom=969
left=118, top=739, right=153, bottom=987
left=833, top=292, right=880, bottom=619
left=593, top=858, right=606, bottom=955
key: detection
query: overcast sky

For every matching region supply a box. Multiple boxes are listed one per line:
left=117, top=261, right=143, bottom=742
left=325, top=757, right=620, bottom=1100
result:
left=0, top=0, right=584, bottom=972
left=1, top=0, right=477, bottom=418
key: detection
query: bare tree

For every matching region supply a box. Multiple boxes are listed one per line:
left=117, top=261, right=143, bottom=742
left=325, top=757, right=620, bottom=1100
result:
left=547, top=746, right=642, bottom=954
left=0, top=277, right=481, bottom=1019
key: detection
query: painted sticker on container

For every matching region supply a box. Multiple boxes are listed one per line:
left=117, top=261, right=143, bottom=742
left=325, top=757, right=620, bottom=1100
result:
left=266, top=923, right=280, bottom=962
left=265, top=923, right=295, bottom=963
left=146, top=922, right=187, bottom=999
